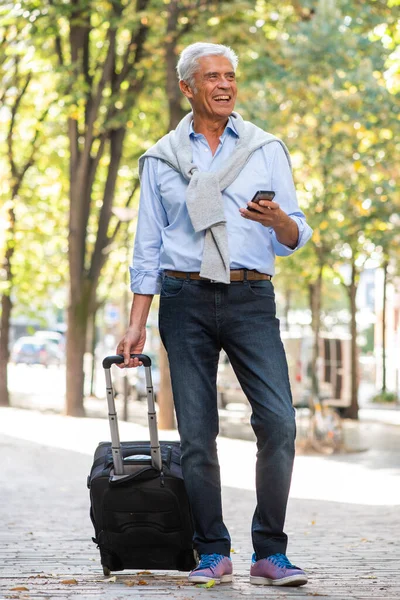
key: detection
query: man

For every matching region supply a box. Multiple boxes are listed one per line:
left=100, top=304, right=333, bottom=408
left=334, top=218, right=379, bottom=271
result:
left=117, top=42, right=312, bottom=587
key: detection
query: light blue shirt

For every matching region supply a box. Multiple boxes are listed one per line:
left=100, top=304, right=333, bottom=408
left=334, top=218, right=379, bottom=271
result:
left=130, top=117, right=312, bottom=294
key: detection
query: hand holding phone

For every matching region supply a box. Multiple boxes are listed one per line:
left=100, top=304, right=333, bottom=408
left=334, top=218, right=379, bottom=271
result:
left=247, top=190, right=275, bottom=212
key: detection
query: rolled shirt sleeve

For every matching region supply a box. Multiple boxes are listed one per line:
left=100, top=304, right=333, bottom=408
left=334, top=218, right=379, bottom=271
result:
left=269, top=142, right=313, bottom=256
left=130, top=158, right=168, bottom=294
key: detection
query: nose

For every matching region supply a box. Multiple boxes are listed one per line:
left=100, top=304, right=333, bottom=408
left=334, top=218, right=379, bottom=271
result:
left=218, top=77, right=230, bottom=88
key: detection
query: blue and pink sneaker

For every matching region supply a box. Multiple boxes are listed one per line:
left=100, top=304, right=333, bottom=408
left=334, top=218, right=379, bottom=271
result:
left=250, top=553, right=307, bottom=586
left=188, top=553, right=233, bottom=584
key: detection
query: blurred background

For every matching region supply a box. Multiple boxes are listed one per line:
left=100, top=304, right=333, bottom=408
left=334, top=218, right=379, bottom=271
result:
left=0, top=0, right=399, bottom=437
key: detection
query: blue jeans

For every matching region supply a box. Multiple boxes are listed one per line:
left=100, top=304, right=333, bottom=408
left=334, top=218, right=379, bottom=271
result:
left=158, top=274, right=296, bottom=559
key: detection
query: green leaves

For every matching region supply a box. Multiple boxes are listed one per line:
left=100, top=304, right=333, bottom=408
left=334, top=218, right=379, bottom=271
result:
left=1, top=0, right=398, bottom=327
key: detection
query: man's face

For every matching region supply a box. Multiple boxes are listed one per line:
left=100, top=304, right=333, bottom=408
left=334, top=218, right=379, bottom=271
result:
left=181, top=55, right=237, bottom=121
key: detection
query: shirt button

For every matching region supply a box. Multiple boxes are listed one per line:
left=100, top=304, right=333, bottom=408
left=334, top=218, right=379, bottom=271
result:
left=204, top=148, right=209, bottom=152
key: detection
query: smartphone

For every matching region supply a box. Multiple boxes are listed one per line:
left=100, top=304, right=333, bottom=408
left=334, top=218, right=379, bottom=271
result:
left=247, top=190, right=275, bottom=211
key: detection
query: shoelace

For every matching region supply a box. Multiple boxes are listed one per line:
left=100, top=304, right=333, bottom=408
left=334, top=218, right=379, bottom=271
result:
left=195, top=553, right=225, bottom=571
left=268, top=553, right=296, bottom=568
left=252, top=552, right=297, bottom=569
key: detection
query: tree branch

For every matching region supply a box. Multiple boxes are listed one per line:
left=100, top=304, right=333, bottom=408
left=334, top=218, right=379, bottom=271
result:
left=114, top=0, right=151, bottom=91
left=48, top=0, right=64, bottom=65
left=291, top=0, right=316, bottom=21
left=7, top=71, right=32, bottom=182
left=88, top=127, right=126, bottom=285
left=80, top=29, right=117, bottom=178
left=17, top=107, right=51, bottom=189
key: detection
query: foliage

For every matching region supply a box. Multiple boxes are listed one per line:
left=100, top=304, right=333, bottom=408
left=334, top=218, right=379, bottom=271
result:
left=0, top=3, right=68, bottom=316
left=1, top=0, right=398, bottom=318
left=0, top=0, right=399, bottom=412
left=372, top=391, right=398, bottom=403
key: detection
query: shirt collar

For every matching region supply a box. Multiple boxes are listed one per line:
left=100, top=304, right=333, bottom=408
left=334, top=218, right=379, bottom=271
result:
left=189, top=115, right=239, bottom=140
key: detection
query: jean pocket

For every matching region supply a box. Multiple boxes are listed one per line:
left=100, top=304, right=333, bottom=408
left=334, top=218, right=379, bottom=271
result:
left=247, top=280, right=274, bottom=297
left=160, top=276, right=185, bottom=298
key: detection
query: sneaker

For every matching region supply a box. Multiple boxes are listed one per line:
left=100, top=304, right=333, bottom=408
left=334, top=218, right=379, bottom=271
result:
left=188, top=553, right=233, bottom=584
left=250, top=553, right=308, bottom=586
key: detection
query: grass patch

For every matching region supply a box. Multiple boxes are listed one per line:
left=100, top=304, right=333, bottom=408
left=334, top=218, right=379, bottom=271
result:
left=371, top=391, right=398, bottom=404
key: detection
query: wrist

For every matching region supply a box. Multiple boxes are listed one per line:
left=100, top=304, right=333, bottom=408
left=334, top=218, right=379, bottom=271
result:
left=129, top=293, right=153, bottom=329
left=273, top=209, right=289, bottom=232
left=127, top=324, right=146, bottom=337
left=274, top=213, right=299, bottom=248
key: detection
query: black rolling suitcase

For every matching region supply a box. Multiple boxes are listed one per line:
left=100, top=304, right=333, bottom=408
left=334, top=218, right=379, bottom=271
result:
left=87, top=354, right=197, bottom=575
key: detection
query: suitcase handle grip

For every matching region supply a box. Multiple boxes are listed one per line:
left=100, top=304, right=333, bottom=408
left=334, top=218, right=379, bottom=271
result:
left=102, top=354, right=151, bottom=369
left=103, top=354, right=162, bottom=475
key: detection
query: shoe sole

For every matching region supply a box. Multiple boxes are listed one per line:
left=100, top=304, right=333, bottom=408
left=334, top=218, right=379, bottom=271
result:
left=250, top=574, right=308, bottom=586
left=188, top=574, right=233, bottom=584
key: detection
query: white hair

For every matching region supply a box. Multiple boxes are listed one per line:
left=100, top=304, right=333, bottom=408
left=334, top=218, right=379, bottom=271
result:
left=176, top=42, right=239, bottom=87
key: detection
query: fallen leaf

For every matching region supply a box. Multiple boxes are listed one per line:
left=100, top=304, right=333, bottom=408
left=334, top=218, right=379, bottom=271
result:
left=10, top=587, right=29, bottom=591
left=311, top=520, right=316, bottom=525
left=196, top=579, right=216, bottom=588
left=104, top=576, right=117, bottom=583
left=61, top=579, right=78, bottom=585
left=123, top=580, right=135, bottom=587
left=138, top=580, right=148, bottom=585
left=137, top=570, right=152, bottom=575
left=230, top=548, right=236, bottom=553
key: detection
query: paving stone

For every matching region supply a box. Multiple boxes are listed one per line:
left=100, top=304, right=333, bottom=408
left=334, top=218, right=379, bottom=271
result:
left=0, top=407, right=399, bottom=599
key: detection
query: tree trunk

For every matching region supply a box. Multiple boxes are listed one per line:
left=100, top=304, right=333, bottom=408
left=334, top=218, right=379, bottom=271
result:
left=66, top=126, right=129, bottom=415
left=65, top=297, right=90, bottom=417
left=381, top=259, right=388, bottom=393
left=64, top=1, right=150, bottom=416
left=308, top=264, right=323, bottom=409
left=0, top=206, right=16, bottom=407
left=344, top=260, right=359, bottom=419
left=157, top=342, right=175, bottom=430
left=166, top=0, right=187, bottom=132
left=156, top=1, right=187, bottom=429
left=89, top=307, right=98, bottom=397
left=0, top=293, right=12, bottom=407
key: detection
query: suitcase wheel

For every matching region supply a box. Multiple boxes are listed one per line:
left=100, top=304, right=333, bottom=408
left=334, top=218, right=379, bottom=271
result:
left=103, top=566, right=111, bottom=576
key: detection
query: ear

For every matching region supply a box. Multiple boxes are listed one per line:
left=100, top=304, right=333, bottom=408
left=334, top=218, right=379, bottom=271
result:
left=179, top=79, right=195, bottom=101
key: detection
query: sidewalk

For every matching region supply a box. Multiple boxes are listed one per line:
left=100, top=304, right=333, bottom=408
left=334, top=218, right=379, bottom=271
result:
left=1, top=406, right=399, bottom=600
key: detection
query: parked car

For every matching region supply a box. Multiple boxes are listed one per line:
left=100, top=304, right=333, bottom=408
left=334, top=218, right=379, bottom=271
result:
left=34, top=330, right=65, bottom=350
left=11, top=336, right=63, bottom=367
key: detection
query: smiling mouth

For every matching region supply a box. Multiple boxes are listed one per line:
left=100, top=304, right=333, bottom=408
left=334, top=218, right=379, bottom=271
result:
left=213, top=95, right=231, bottom=102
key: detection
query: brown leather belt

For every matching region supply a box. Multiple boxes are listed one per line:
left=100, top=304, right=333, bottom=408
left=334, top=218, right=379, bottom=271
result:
left=164, top=269, right=272, bottom=282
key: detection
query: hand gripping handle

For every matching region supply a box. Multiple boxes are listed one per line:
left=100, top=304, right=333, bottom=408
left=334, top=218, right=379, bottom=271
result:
left=103, top=354, right=161, bottom=476
left=102, top=354, right=152, bottom=368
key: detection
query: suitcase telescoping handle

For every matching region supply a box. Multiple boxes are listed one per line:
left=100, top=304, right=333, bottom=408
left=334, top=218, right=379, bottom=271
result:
left=102, top=354, right=162, bottom=475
